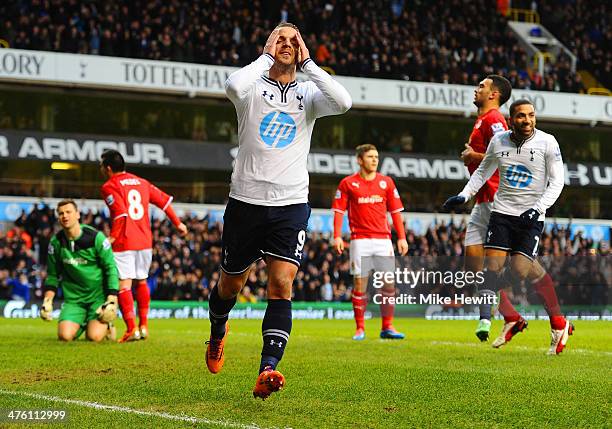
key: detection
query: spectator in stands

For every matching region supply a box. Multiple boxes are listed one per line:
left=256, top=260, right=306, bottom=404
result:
left=320, top=273, right=334, bottom=302
left=153, top=268, right=175, bottom=301
left=6, top=226, right=32, bottom=250
left=10, top=272, right=31, bottom=302
left=0, top=268, right=11, bottom=300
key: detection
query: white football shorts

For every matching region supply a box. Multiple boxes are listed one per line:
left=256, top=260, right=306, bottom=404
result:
left=465, top=202, right=493, bottom=247
left=349, top=238, right=395, bottom=277
left=113, top=249, right=153, bottom=280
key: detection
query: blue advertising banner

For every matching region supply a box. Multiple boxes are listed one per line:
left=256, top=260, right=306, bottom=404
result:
left=0, top=197, right=609, bottom=241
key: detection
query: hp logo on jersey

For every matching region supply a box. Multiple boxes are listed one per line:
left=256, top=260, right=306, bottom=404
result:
left=259, top=111, right=296, bottom=148
left=505, top=165, right=533, bottom=188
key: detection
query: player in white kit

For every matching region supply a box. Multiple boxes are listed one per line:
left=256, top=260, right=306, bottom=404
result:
left=445, top=99, right=574, bottom=355
left=203, top=23, right=352, bottom=399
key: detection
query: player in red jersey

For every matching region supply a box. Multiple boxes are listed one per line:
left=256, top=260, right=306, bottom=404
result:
left=332, top=144, right=408, bottom=340
left=456, top=76, right=567, bottom=349
left=461, top=75, right=514, bottom=341
left=100, top=150, right=187, bottom=343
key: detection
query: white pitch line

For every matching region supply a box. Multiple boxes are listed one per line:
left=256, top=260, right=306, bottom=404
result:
left=429, top=340, right=612, bottom=356
left=0, top=389, right=268, bottom=429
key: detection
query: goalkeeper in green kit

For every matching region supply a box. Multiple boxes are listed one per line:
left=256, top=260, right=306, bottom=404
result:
left=39, top=199, right=119, bottom=342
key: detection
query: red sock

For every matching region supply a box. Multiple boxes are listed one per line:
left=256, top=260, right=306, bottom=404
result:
left=135, top=280, right=150, bottom=328
left=118, top=288, right=136, bottom=332
left=352, top=290, right=367, bottom=330
left=533, top=273, right=565, bottom=329
left=498, top=289, right=521, bottom=322
left=380, top=288, right=395, bottom=330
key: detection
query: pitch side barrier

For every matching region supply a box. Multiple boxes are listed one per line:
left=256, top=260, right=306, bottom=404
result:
left=2, top=254, right=608, bottom=319
left=2, top=300, right=611, bottom=321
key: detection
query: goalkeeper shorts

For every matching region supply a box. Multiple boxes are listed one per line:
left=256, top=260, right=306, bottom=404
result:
left=59, top=299, right=105, bottom=325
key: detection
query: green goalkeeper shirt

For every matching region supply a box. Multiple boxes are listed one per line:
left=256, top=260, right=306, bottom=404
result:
left=45, top=224, right=119, bottom=304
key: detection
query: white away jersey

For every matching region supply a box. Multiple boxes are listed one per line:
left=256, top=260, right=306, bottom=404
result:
left=459, top=129, right=564, bottom=221
left=225, top=54, right=352, bottom=206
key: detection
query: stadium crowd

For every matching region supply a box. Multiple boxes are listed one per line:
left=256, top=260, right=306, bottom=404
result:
left=0, top=203, right=608, bottom=308
left=0, top=0, right=603, bottom=93
left=521, top=0, right=611, bottom=90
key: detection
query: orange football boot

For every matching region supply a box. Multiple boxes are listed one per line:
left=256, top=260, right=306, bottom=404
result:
left=253, top=367, right=285, bottom=400
left=205, top=324, right=229, bottom=374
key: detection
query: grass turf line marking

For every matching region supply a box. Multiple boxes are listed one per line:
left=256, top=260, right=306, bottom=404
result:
left=0, top=389, right=276, bottom=429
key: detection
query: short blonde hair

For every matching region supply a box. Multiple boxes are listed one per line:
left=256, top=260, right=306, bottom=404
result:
left=275, top=22, right=299, bottom=31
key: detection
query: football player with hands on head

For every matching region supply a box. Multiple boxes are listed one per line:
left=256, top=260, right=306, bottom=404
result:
left=205, top=22, right=351, bottom=400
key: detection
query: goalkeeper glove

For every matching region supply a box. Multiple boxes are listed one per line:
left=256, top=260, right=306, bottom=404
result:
left=40, top=296, right=53, bottom=321
left=96, top=295, right=118, bottom=323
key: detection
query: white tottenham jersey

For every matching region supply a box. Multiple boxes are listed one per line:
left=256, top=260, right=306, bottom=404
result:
left=225, top=54, right=352, bottom=206
left=459, top=129, right=564, bottom=221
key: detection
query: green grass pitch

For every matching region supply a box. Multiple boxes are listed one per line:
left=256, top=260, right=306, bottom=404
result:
left=0, top=318, right=610, bottom=428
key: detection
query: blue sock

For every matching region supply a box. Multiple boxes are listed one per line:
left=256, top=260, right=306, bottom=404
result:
left=259, top=299, right=292, bottom=374
left=259, top=355, right=280, bottom=373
